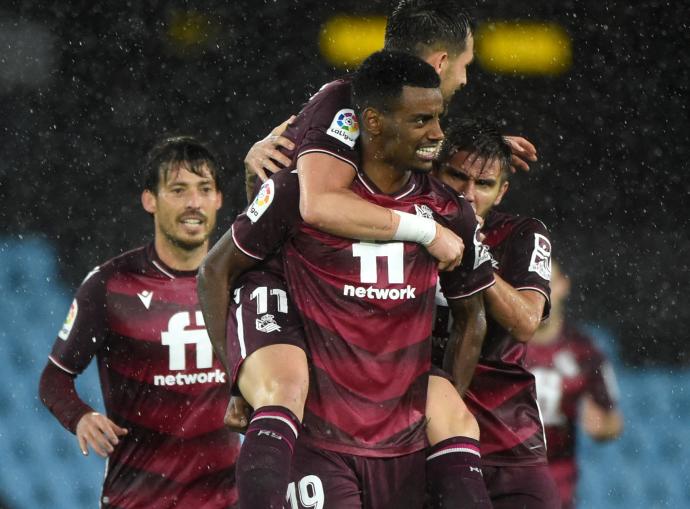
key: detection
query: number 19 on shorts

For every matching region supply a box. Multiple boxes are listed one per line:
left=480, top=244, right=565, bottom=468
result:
left=286, top=475, right=324, bottom=509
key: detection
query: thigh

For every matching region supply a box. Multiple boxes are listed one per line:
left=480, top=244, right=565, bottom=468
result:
left=226, top=270, right=306, bottom=392
left=425, top=374, right=479, bottom=445
left=484, top=465, right=561, bottom=509
left=359, top=451, right=426, bottom=509
left=289, top=442, right=362, bottom=509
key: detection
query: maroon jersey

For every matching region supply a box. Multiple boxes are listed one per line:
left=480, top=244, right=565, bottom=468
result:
left=524, top=324, right=619, bottom=504
left=433, top=210, right=552, bottom=466
left=234, top=168, right=495, bottom=458
left=49, top=245, right=239, bottom=509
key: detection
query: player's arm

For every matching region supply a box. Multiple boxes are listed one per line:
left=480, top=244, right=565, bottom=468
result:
left=443, top=293, right=487, bottom=396
left=299, top=153, right=463, bottom=271
left=484, top=276, right=546, bottom=343
left=581, top=396, right=623, bottom=441
left=39, top=272, right=127, bottom=457
left=197, top=228, right=260, bottom=373
left=244, top=116, right=296, bottom=202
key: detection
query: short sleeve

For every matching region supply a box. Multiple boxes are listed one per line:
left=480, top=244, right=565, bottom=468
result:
left=49, top=267, right=108, bottom=375
left=439, top=198, right=496, bottom=299
left=295, top=80, right=360, bottom=171
left=231, top=170, right=302, bottom=261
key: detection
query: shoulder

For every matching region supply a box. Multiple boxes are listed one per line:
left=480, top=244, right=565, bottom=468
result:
left=489, top=211, right=549, bottom=237
left=422, top=174, right=474, bottom=219
left=562, top=325, right=606, bottom=362
left=82, top=246, right=147, bottom=287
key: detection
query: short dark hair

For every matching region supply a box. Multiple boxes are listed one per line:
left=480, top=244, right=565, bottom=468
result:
left=351, top=50, right=440, bottom=114
left=384, top=0, right=473, bottom=56
left=436, top=118, right=512, bottom=180
left=142, top=136, right=221, bottom=192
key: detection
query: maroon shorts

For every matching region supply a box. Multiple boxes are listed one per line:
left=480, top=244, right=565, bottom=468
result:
left=548, top=459, right=577, bottom=509
left=225, top=270, right=305, bottom=391
left=483, top=464, right=561, bottom=509
left=288, top=441, right=426, bottom=509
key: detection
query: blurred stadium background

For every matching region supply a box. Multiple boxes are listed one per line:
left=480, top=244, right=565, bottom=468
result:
left=0, top=1, right=688, bottom=508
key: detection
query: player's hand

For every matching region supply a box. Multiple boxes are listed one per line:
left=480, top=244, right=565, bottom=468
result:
left=244, top=116, right=297, bottom=182
left=475, top=214, right=486, bottom=243
left=504, top=135, right=537, bottom=173
left=76, top=411, right=128, bottom=457
left=224, top=396, right=252, bottom=433
left=427, top=224, right=464, bottom=272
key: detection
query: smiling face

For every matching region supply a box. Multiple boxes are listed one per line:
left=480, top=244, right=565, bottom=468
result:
left=142, top=164, right=222, bottom=252
left=437, top=149, right=509, bottom=218
left=378, top=85, right=445, bottom=174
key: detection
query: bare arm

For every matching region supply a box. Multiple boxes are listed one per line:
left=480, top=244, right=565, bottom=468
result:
left=443, top=293, right=487, bottom=396
left=581, top=395, right=623, bottom=441
left=197, top=228, right=260, bottom=372
left=484, top=274, right=546, bottom=342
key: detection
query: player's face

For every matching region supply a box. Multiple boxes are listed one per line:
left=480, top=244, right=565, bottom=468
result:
left=439, top=34, right=474, bottom=104
left=436, top=150, right=508, bottom=218
left=380, top=85, right=445, bottom=173
left=144, top=164, right=222, bottom=251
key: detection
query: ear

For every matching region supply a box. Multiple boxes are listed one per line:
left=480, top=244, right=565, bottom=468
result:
left=142, top=190, right=157, bottom=214
left=214, top=191, right=223, bottom=210
left=424, top=50, right=449, bottom=75
left=493, top=181, right=510, bottom=206
left=361, top=107, right=383, bottom=136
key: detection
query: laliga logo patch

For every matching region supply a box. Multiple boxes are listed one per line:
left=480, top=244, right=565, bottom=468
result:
left=473, top=224, right=493, bottom=269
left=528, top=233, right=552, bottom=280
left=58, top=299, right=78, bottom=340
left=327, top=109, right=360, bottom=148
left=247, top=179, right=275, bottom=223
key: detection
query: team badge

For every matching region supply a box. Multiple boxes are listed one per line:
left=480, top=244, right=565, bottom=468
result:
left=326, top=109, right=360, bottom=148
left=473, top=224, right=493, bottom=269
left=528, top=233, right=552, bottom=280
left=414, top=204, right=434, bottom=219
left=256, top=314, right=281, bottom=333
left=247, top=179, right=275, bottom=223
left=58, top=299, right=78, bottom=340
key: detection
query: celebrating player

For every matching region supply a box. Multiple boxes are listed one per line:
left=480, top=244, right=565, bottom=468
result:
left=525, top=261, right=623, bottom=509
left=39, top=137, right=240, bottom=509
left=200, top=51, right=496, bottom=508
left=431, top=117, right=560, bottom=507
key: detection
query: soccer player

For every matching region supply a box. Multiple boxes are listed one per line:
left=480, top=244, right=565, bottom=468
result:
left=39, top=137, right=240, bottom=509
left=200, top=51, right=495, bottom=508
left=431, top=117, right=560, bottom=508
left=525, top=262, right=623, bottom=509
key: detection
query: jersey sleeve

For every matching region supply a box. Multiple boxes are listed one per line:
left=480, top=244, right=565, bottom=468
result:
left=585, top=346, right=620, bottom=409
left=49, top=266, right=109, bottom=375
left=295, top=80, right=360, bottom=171
left=439, top=198, right=496, bottom=299
left=501, top=218, right=552, bottom=314
left=231, top=170, right=302, bottom=261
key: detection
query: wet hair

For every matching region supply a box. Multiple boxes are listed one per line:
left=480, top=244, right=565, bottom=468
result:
left=384, top=0, right=473, bottom=56
left=142, top=136, right=221, bottom=193
left=436, top=117, right=512, bottom=180
left=351, top=50, right=440, bottom=114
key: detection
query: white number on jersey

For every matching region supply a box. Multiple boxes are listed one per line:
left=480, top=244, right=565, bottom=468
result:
left=286, top=475, right=325, bottom=509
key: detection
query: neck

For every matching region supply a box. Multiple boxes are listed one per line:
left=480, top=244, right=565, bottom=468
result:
left=154, top=234, right=208, bottom=271
left=531, top=309, right=565, bottom=345
left=361, top=145, right=411, bottom=194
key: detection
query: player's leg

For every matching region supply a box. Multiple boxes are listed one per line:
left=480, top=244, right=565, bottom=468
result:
left=483, top=465, right=561, bottom=509
left=226, top=273, right=308, bottom=509
left=424, top=374, right=492, bottom=508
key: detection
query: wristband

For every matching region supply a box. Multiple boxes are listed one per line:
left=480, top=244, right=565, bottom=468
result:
left=392, top=210, right=437, bottom=246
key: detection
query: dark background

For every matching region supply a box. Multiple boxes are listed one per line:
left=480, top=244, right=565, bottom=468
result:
left=2, top=1, right=688, bottom=365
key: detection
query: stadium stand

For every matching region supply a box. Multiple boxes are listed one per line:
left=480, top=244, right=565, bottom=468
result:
left=0, top=238, right=689, bottom=508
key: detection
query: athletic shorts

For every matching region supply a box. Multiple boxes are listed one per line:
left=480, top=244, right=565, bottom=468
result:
left=225, top=269, right=305, bottom=391
left=483, top=464, right=561, bottom=509
left=288, top=441, right=426, bottom=509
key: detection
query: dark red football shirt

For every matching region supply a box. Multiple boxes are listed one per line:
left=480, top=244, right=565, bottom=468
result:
left=49, top=245, right=239, bottom=509
left=433, top=209, right=552, bottom=466
left=233, top=168, right=495, bottom=458
left=524, top=323, right=619, bottom=461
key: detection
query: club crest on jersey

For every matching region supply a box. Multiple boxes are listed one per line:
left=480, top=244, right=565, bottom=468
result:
left=528, top=233, right=552, bottom=280
left=414, top=204, right=434, bottom=219
left=58, top=299, right=78, bottom=340
left=327, top=109, right=359, bottom=148
left=256, top=314, right=281, bottom=333
left=247, top=179, right=275, bottom=223
left=473, top=224, right=493, bottom=269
